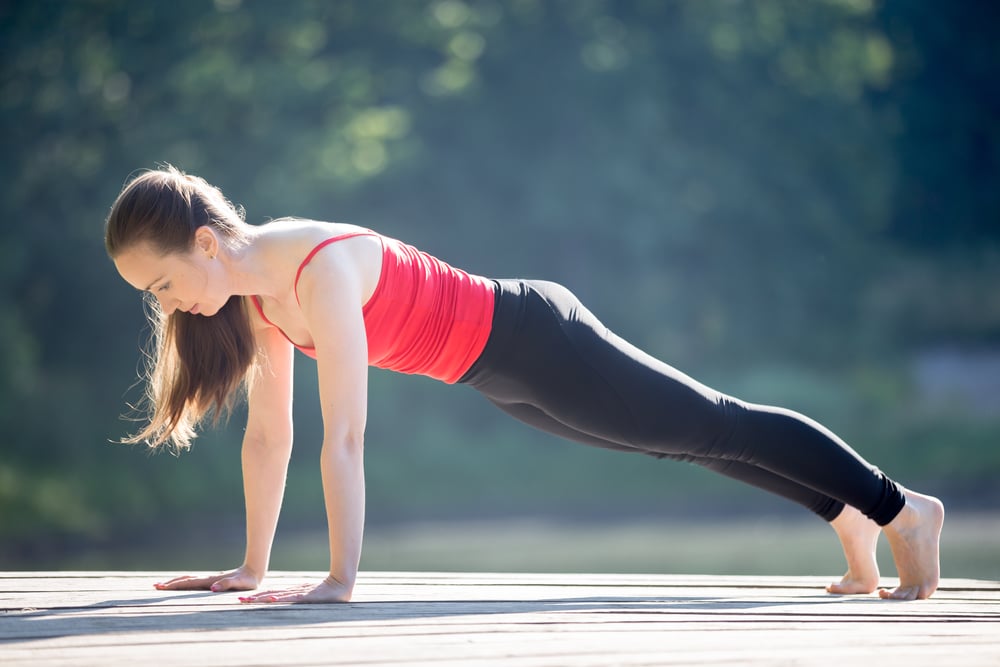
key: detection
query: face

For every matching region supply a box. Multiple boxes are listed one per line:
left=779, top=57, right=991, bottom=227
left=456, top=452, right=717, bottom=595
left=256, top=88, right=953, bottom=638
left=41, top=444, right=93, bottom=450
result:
left=114, top=231, right=226, bottom=317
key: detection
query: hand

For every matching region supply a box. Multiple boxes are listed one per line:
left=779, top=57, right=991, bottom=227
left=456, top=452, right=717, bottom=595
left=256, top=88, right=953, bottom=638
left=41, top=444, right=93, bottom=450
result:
left=154, top=565, right=261, bottom=593
left=238, top=575, right=353, bottom=604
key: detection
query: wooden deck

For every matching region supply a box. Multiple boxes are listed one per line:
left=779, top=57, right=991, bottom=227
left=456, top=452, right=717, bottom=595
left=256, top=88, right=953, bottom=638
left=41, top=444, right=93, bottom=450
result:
left=2, top=571, right=999, bottom=666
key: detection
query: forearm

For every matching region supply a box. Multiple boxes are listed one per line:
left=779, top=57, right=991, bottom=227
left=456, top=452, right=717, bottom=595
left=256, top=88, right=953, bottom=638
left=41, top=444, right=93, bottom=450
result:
left=320, top=437, right=366, bottom=591
left=241, top=435, right=293, bottom=579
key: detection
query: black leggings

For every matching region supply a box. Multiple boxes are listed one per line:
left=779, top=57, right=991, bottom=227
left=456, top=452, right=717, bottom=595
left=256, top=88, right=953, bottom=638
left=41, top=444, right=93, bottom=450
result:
left=458, top=279, right=905, bottom=526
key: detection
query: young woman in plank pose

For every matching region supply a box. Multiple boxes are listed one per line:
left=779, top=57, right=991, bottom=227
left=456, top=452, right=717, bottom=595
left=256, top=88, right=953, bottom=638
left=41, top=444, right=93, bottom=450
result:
left=106, top=166, right=943, bottom=603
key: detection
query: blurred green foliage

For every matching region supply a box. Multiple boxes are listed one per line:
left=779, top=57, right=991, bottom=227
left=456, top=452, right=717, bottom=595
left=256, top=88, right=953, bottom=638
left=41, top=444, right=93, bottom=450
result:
left=1, top=0, right=998, bottom=565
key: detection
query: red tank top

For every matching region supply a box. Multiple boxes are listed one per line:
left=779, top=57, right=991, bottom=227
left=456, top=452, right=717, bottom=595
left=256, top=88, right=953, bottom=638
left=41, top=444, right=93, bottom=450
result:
left=250, top=231, right=495, bottom=384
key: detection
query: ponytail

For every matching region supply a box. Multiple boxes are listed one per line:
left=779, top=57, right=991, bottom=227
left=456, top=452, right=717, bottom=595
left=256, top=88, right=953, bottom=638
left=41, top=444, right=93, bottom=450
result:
left=131, top=294, right=255, bottom=451
left=107, top=166, right=256, bottom=451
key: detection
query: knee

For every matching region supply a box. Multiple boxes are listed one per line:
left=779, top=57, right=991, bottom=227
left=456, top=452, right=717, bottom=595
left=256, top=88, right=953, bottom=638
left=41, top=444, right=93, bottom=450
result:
left=659, top=394, right=760, bottom=461
left=624, top=393, right=748, bottom=459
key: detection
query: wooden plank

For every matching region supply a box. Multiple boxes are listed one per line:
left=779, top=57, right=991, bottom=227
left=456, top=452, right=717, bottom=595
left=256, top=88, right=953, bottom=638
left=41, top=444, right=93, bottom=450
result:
left=2, top=572, right=999, bottom=666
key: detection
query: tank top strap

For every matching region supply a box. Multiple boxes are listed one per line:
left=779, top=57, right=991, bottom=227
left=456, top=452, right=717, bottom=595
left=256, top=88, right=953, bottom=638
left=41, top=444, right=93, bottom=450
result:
left=293, top=230, right=378, bottom=305
left=248, top=294, right=276, bottom=327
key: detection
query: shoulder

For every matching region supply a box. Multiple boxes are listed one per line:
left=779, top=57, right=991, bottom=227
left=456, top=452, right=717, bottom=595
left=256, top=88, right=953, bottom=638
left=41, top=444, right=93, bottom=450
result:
left=251, top=219, right=376, bottom=282
left=267, top=221, right=382, bottom=305
left=256, top=217, right=368, bottom=245
left=257, top=219, right=378, bottom=264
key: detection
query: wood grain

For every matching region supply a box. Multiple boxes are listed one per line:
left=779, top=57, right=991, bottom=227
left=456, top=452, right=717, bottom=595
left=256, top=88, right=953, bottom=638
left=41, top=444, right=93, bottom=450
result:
left=2, top=572, right=999, bottom=666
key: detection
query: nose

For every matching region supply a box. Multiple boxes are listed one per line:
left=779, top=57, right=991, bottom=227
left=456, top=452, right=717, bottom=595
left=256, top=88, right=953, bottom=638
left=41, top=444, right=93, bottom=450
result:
left=156, top=293, right=180, bottom=315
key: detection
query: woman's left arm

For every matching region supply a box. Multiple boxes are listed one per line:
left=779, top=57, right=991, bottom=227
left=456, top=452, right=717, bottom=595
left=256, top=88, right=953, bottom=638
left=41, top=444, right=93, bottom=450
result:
left=239, top=250, right=370, bottom=604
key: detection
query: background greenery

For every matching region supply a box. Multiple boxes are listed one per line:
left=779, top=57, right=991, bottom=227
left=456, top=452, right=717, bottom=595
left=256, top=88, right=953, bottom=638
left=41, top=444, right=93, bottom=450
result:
left=1, top=0, right=998, bottom=569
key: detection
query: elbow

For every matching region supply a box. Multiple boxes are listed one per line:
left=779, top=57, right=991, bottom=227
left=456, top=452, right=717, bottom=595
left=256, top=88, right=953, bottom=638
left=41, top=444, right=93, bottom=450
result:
left=319, top=433, right=365, bottom=482
left=322, top=430, right=365, bottom=456
left=320, top=424, right=365, bottom=469
left=243, top=426, right=293, bottom=455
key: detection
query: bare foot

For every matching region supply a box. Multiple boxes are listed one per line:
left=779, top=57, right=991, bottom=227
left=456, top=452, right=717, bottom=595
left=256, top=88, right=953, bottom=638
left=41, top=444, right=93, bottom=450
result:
left=826, top=504, right=881, bottom=595
left=879, top=489, right=944, bottom=600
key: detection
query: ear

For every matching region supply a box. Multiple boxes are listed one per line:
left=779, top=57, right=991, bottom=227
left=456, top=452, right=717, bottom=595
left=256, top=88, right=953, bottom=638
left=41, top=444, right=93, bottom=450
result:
left=193, top=226, right=220, bottom=259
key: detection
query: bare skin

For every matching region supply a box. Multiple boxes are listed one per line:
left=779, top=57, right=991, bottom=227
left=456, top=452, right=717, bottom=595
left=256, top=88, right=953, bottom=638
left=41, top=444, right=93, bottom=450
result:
left=155, top=565, right=259, bottom=593
left=238, top=576, right=353, bottom=604
left=826, top=490, right=944, bottom=599
left=827, top=504, right=882, bottom=595
left=879, top=489, right=945, bottom=600
left=116, top=212, right=945, bottom=605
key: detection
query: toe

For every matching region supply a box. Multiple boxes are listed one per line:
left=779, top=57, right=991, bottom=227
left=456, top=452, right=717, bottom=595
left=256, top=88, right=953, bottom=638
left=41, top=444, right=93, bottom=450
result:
left=879, top=586, right=919, bottom=601
left=827, top=576, right=877, bottom=596
left=826, top=582, right=847, bottom=595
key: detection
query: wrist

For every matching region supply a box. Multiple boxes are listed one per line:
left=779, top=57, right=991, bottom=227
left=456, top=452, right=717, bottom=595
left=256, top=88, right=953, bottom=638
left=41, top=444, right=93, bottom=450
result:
left=323, top=574, right=355, bottom=602
left=324, top=573, right=354, bottom=589
left=241, top=562, right=265, bottom=581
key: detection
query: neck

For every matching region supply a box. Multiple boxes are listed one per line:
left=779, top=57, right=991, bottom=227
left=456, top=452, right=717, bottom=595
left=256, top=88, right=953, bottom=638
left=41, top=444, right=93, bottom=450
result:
left=219, top=232, right=277, bottom=299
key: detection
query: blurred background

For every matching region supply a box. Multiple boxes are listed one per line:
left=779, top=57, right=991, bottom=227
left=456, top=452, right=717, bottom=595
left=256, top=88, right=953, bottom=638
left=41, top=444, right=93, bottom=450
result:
left=1, top=0, right=998, bottom=579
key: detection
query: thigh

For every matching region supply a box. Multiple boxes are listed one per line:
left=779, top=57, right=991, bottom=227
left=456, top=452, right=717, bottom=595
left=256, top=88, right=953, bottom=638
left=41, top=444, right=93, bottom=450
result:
left=486, top=377, right=843, bottom=520
left=486, top=397, right=641, bottom=454
left=466, top=279, right=734, bottom=454
left=463, top=279, right=896, bottom=522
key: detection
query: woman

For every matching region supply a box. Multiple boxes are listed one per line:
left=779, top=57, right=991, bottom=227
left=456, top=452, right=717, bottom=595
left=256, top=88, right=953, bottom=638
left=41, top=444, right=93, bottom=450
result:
left=106, top=166, right=943, bottom=603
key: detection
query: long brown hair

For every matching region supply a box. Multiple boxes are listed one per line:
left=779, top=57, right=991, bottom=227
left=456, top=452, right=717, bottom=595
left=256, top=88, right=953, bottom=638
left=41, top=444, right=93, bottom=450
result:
left=105, top=166, right=256, bottom=452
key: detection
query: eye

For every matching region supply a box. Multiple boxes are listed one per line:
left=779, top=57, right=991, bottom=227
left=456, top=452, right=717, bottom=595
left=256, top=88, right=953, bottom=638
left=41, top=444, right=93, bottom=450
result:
left=157, top=282, right=171, bottom=292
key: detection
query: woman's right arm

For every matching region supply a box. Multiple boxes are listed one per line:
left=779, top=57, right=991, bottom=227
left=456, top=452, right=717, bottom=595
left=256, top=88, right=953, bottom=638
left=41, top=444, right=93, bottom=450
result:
left=236, top=323, right=295, bottom=584
left=154, top=323, right=294, bottom=593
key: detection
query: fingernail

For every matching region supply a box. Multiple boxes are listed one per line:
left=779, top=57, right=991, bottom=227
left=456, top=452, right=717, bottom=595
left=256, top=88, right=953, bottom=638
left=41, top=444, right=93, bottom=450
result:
left=210, top=584, right=219, bottom=592
left=268, top=596, right=278, bottom=603
left=238, top=597, right=250, bottom=603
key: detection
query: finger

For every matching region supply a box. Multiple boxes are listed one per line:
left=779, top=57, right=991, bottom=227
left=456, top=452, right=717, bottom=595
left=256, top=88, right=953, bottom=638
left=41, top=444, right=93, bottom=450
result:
left=155, top=575, right=195, bottom=587
left=252, top=588, right=335, bottom=604
left=239, top=585, right=310, bottom=603
left=266, top=591, right=310, bottom=604
left=155, top=576, right=208, bottom=590
left=239, top=593, right=281, bottom=604
left=238, top=588, right=278, bottom=602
